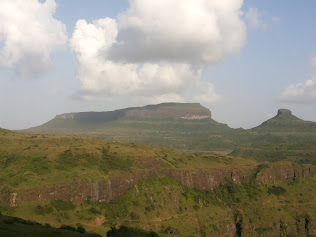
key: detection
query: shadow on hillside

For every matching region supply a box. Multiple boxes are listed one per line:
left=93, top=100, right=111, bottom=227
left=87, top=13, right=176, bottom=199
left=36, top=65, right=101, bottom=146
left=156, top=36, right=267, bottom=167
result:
left=107, top=226, right=158, bottom=237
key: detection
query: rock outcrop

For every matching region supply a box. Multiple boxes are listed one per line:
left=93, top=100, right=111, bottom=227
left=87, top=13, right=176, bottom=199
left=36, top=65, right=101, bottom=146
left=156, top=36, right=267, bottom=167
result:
left=2, top=162, right=316, bottom=207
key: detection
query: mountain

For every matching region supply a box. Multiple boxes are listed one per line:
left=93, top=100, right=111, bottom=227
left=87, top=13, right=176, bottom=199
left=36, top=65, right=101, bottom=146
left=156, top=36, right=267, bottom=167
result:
left=23, top=105, right=316, bottom=153
left=24, top=103, right=237, bottom=153
left=252, top=109, right=316, bottom=132
left=1, top=129, right=316, bottom=236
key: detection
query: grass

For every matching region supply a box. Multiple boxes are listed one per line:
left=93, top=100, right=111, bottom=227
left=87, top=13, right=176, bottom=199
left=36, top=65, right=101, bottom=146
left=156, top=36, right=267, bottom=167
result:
left=1, top=126, right=316, bottom=236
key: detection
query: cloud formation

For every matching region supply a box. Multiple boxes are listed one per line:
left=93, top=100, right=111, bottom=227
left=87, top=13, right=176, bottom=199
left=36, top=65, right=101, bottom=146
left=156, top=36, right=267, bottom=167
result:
left=0, top=0, right=67, bottom=79
left=279, top=78, right=316, bottom=103
left=70, top=0, right=246, bottom=103
left=110, top=0, right=246, bottom=64
left=70, top=19, right=202, bottom=99
left=245, top=8, right=267, bottom=30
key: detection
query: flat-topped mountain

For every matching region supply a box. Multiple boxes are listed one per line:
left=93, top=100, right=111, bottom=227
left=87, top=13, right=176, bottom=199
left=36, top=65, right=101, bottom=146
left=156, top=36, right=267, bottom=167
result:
left=56, top=103, right=212, bottom=121
left=252, top=109, right=316, bottom=132
left=25, top=103, right=232, bottom=152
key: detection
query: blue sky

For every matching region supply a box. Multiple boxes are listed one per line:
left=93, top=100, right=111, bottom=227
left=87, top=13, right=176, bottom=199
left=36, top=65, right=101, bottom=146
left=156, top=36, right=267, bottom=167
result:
left=0, top=0, right=316, bottom=129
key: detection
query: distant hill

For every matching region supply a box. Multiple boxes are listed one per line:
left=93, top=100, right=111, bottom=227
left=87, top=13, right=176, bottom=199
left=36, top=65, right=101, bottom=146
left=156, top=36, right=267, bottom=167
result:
left=24, top=103, right=236, bottom=152
left=55, top=102, right=212, bottom=121
left=23, top=105, right=316, bottom=153
left=252, top=109, right=316, bottom=132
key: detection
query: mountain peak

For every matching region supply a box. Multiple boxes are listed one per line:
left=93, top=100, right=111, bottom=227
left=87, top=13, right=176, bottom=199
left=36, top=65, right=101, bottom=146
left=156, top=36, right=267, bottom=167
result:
left=277, top=109, right=292, bottom=116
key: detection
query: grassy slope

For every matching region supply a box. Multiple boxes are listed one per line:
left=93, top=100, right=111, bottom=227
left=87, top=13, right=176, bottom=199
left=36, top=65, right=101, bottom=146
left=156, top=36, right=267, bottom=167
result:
left=0, top=129, right=256, bottom=191
left=1, top=129, right=316, bottom=236
left=3, top=176, right=316, bottom=236
left=27, top=117, right=238, bottom=152
left=230, top=140, right=316, bottom=165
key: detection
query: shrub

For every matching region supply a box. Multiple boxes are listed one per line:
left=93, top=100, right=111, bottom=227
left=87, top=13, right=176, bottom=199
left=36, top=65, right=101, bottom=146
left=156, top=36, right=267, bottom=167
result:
left=77, top=226, right=86, bottom=234
left=267, top=186, right=286, bottom=196
left=60, top=225, right=76, bottom=231
left=51, top=200, right=75, bottom=211
left=90, top=207, right=102, bottom=215
left=34, top=205, right=53, bottom=215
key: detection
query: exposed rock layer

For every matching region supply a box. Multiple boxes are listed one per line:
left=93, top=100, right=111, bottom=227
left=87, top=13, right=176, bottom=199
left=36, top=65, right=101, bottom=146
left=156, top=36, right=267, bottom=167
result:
left=2, top=163, right=316, bottom=207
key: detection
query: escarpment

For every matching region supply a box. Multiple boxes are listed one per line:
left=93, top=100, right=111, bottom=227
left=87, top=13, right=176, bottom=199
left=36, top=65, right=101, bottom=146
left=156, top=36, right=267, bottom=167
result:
left=2, top=162, right=316, bottom=207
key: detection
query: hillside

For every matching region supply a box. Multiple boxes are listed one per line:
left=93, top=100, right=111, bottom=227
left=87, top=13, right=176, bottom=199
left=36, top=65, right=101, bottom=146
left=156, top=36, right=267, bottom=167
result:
left=25, top=103, right=237, bottom=153
left=1, top=130, right=316, bottom=236
left=252, top=109, right=316, bottom=132
left=23, top=105, right=316, bottom=155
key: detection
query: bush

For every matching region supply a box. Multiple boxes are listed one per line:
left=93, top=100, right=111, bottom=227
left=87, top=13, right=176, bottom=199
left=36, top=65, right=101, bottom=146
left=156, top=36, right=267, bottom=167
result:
left=90, top=207, right=102, bottom=215
left=268, top=186, right=286, bottom=196
left=34, top=205, right=53, bottom=215
left=51, top=200, right=75, bottom=211
left=60, top=225, right=76, bottom=231
left=130, top=212, right=140, bottom=220
left=77, top=226, right=86, bottom=234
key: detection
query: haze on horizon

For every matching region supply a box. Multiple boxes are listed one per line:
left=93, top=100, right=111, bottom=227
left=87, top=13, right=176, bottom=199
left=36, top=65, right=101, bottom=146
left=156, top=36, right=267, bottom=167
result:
left=0, top=0, right=316, bottom=130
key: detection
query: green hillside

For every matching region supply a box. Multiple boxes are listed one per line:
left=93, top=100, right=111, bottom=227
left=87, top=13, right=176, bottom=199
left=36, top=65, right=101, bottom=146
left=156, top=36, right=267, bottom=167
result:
left=23, top=105, right=316, bottom=155
left=231, top=140, right=316, bottom=165
left=25, top=103, right=237, bottom=153
left=1, top=129, right=316, bottom=236
left=252, top=109, right=316, bottom=132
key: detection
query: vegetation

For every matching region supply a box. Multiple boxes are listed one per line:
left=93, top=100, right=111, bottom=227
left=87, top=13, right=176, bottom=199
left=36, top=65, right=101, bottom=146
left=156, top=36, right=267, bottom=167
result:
left=231, top=140, right=316, bottom=165
left=1, top=104, right=316, bottom=236
left=0, top=213, right=100, bottom=237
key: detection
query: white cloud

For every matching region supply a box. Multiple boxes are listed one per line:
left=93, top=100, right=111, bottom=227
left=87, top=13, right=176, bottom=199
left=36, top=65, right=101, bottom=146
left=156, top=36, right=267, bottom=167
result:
left=279, top=78, right=316, bottom=103
left=110, top=0, right=246, bottom=64
left=193, top=82, right=221, bottom=104
left=70, top=19, right=201, bottom=99
left=0, top=0, right=67, bottom=79
left=245, top=8, right=267, bottom=30
left=70, top=0, right=245, bottom=103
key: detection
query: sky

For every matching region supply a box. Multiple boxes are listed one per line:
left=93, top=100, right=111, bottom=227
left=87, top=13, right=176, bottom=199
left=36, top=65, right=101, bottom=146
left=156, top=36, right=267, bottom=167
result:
left=1, top=0, right=316, bottom=130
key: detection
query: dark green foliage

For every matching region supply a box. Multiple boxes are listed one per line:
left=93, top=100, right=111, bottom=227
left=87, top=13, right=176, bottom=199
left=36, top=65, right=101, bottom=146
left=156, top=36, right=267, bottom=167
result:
left=267, top=186, right=287, bottom=196
left=51, top=200, right=76, bottom=211
left=89, top=207, right=101, bottom=215
left=60, top=225, right=76, bottom=231
left=99, top=145, right=132, bottom=174
left=76, top=226, right=86, bottom=234
left=107, top=226, right=158, bottom=237
left=130, top=212, right=139, bottom=220
left=34, top=205, right=53, bottom=215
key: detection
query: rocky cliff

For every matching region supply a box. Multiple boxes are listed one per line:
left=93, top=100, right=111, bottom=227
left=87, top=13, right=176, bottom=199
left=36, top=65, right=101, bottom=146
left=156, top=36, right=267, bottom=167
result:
left=54, top=103, right=211, bottom=122
left=2, top=162, right=316, bottom=207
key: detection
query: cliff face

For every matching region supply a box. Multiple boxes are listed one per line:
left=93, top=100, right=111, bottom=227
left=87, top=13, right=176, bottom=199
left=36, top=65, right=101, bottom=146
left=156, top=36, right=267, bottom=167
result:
left=3, top=162, right=316, bottom=207
left=54, top=103, right=211, bottom=122
left=256, top=163, right=316, bottom=183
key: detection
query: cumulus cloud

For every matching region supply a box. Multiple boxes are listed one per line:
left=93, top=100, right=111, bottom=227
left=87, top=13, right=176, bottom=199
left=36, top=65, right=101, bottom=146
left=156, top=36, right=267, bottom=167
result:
left=193, top=82, right=221, bottom=104
left=70, top=19, right=201, bottom=99
left=279, top=78, right=316, bottom=103
left=245, top=8, right=267, bottom=30
left=70, top=0, right=246, bottom=103
left=110, top=0, right=246, bottom=64
left=0, top=0, right=67, bottom=79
